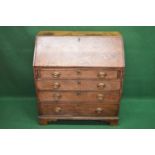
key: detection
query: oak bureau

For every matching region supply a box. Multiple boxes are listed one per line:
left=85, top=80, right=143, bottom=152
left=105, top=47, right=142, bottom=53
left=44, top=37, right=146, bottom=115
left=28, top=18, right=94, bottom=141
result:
left=33, top=31, right=125, bottom=125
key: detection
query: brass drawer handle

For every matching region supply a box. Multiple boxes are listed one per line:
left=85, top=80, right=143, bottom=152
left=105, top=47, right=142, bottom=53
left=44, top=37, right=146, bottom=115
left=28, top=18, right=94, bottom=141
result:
left=55, top=107, right=62, bottom=113
left=52, top=71, right=61, bottom=78
left=97, top=82, right=105, bottom=89
left=52, top=82, right=61, bottom=89
left=96, top=107, right=103, bottom=114
left=53, top=93, right=62, bottom=100
left=97, top=94, right=104, bottom=101
left=97, top=71, right=107, bottom=78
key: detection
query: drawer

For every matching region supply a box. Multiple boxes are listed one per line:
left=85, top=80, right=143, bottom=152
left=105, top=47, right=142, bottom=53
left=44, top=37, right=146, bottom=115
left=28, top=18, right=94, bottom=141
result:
left=36, top=79, right=121, bottom=91
left=39, top=103, right=119, bottom=116
left=38, top=91, right=120, bottom=103
left=39, top=68, right=118, bottom=79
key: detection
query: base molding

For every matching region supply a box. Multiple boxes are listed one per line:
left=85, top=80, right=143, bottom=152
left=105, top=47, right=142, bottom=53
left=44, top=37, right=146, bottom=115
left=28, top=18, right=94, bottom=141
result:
left=38, top=115, right=119, bottom=125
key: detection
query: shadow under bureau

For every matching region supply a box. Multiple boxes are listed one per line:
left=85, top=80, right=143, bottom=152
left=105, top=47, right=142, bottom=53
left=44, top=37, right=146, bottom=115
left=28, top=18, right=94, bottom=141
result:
left=33, top=31, right=125, bottom=125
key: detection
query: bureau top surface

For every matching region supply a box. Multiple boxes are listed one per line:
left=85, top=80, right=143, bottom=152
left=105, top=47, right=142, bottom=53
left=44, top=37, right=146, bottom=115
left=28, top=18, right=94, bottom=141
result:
left=33, top=31, right=125, bottom=67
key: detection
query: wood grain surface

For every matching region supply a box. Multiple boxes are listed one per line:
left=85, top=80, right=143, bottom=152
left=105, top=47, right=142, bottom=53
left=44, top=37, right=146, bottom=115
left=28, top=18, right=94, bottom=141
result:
left=39, top=68, right=118, bottom=79
left=37, top=91, right=120, bottom=103
left=33, top=31, right=125, bottom=67
left=33, top=31, right=125, bottom=125
left=39, top=103, right=119, bottom=116
left=36, top=79, right=121, bottom=91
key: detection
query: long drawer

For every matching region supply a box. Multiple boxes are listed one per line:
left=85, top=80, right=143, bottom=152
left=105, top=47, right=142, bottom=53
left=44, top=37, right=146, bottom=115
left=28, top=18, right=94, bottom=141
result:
left=36, top=79, right=121, bottom=91
left=39, top=68, right=118, bottom=79
left=37, top=91, right=120, bottom=103
left=39, top=103, right=119, bottom=116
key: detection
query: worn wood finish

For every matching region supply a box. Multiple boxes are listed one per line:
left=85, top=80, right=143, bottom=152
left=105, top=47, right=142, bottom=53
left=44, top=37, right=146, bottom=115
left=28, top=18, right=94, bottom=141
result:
left=36, top=79, right=121, bottom=91
left=33, top=32, right=125, bottom=67
left=37, top=31, right=121, bottom=36
left=39, top=68, right=118, bottom=80
left=33, top=31, right=125, bottom=125
left=39, top=103, right=119, bottom=116
left=37, top=91, right=120, bottom=103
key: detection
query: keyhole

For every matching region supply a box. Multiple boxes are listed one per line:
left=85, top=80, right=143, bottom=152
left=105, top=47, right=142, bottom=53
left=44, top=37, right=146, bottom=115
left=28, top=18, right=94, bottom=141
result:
left=76, top=92, right=81, bottom=96
left=77, top=80, right=81, bottom=85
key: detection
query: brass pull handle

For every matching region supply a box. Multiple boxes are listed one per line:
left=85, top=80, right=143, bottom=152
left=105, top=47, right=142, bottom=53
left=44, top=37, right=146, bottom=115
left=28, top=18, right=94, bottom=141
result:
left=53, top=93, right=62, bottom=100
left=97, top=82, right=105, bottom=89
left=96, top=107, right=103, bottom=114
left=52, top=82, right=61, bottom=89
left=55, top=107, right=62, bottom=113
left=97, top=94, right=104, bottom=101
left=52, top=71, right=61, bottom=78
left=97, top=71, right=107, bottom=78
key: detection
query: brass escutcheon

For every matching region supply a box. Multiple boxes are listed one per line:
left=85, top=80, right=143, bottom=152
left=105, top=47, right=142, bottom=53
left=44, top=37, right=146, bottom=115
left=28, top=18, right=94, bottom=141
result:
left=76, top=91, right=81, bottom=96
left=77, top=80, right=81, bottom=85
left=76, top=70, right=81, bottom=75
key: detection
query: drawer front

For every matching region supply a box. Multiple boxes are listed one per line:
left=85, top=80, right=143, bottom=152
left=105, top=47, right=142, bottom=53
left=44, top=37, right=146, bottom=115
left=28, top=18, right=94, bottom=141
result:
left=38, top=91, right=120, bottom=103
left=39, top=103, right=119, bottom=116
left=39, top=68, right=118, bottom=79
left=36, top=80, right=121, bottom=91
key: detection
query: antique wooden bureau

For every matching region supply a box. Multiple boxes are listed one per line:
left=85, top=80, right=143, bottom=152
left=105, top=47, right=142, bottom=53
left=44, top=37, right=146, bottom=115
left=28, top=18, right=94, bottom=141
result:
left=33, top=31, right=125, bottom=125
